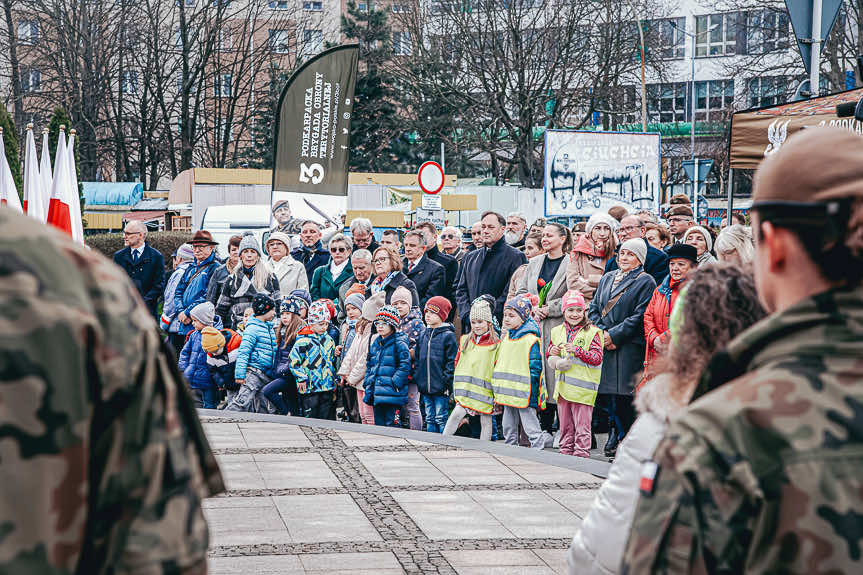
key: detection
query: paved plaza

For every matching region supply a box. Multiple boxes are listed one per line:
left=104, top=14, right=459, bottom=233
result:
left=201, top=411, right=610, bottom=574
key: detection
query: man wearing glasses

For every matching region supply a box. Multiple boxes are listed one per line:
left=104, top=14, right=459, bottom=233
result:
left=113, top=221, right=164, bottom=318
left=440, top=226, right=465, bottom=263
left=665, top=204, right=695, bottom=245
left=604, top=214, right=668, bottom=284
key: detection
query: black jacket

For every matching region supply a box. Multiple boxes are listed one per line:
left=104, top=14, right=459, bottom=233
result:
left=364, top=271, right=420, bottom=308
left=604, top=239, right=669, bottom=285
left=403, top=255, right=446, bottom=309
left=113, top=244, right=165, bottom=316
left=426, top=245, right=458, bottom=299
left=291, top=241, right=330, bottom=285
left=413, top=323, right=458, bottom=396
left=455, top=236, right=527, bottom=325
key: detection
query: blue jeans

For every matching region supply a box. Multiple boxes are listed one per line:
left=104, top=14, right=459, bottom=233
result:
left=374, top=403, right=400, bottom=427
left=192, top=388, right=219, bottom=409
left=262, top=376, right=299, bottom=415
left=422, top=394, right=449, bottom=433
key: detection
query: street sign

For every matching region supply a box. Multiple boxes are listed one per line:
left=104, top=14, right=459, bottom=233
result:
left=416, top=207, right=445, bottom=229
left=418, top=161, right=444, bottom=194
left=421, top=193, right=442, bottom=210
left=785, top=0, right=843, bottom=74
left=681, top=159, right=713, bottom=184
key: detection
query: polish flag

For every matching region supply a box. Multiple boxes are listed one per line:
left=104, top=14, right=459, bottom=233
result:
left=46, top=128, right=73, bottom=236
left=66, top=129, right=84, bottom=243
left=39, top=129, right=52, bottom=211
left=23, top=124, right=47, bottom=222
left=0, top=130, right=23, bottom=213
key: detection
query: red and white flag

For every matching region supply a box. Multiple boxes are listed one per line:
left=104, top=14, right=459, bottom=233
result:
left=0, top=130, right=23, bottom=213
left=66, top=130, right=84, bottom=243
left=23, top=125, right=46, bottom=222
left=46, top=128, right=73, bottom=236
left=39, top=129, right=52, bottom=210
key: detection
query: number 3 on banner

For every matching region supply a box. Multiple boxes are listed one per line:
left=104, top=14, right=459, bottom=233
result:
left=299, top=162, right=325, bottom=185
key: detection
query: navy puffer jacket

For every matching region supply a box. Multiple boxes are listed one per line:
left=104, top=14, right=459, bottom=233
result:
left=364, top=331, right=411, bottom=406
left=178, top=317, right=223, bottom=390
left=413, top=323, right=458, bottom=396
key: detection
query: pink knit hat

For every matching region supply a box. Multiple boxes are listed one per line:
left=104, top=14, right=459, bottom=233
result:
left=391, top=286, right=412, bottom=306
left=562, top=290, right=586, bottom=311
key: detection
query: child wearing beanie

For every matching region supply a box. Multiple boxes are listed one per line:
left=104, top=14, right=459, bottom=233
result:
left=547, top=290, right=604, bottom=457
left=442, top=295, right=500, bottom=440
left=413, top=297, right=458, bottom=433
left=363, top=305, right=411, bottom=427
left=390, top=285, right=425, bottom=430
left=494, top=295, right=553, bottom=449
left=338, top=293, right=385, bottom=425
left=289, top=300, right=338, bottom=420
left=336, top=291, right=367, bottom=422
left=201, top=326, right=243, bottom=407
left=260, top=296, right=307, bottom=416
left=178, top=302, right=221, bottom=408
left=226, top=294, right=278, bottom=413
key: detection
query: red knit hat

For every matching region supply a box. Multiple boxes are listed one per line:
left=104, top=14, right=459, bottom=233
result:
left=424, top=296, right=452, bottom=322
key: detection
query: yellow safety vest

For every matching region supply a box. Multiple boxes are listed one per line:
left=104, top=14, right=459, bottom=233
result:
left=492, top=334, right=546, bottom=409
left=550, top=324, right=602, bottom=406
left=452, top=335, right=497, bottom=414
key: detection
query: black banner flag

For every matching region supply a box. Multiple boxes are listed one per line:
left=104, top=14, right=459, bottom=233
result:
left=272, top=44, right=358, bottom=196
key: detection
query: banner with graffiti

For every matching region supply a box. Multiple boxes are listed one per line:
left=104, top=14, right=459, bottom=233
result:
left=544, top=130, right=661, bottom=217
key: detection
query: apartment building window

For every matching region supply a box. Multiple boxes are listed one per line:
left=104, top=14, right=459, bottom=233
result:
left=647, top=17, right=684, bottom=59
left=695, top=13, right=738, bottom=57
left=743, top=9, right=789, bottom=54
left=175, top=27, right=196, bottom=49
left=218, top=29, right=232, bottom=50
left=121, top=70, right=139, bottom=94
left=647, top=82, right=687, bottom=123
left=358, top=1, right=373, bottom=11
left=216, top=120, right=233, bottom=142
left=214, top=74, right=232, bottom=97
left=393, top=30, right=412, bottom=55
left=303, top=0, right=323, bottom=10
left=302, top=29, right=323, bottom=58
left=17, top=21, right=39, bottom=45
left=21, top=68, right=41, bottom=93
left=176, top=74, right=198, bottom=94
left=748, top=76, right=789, bottom=107
left=695, top=79, right=733, bottom=121
left=392, top=3, right=411, bottom=13
left=269, top=29, right=292, bottom=54
left=178, top=0, right=196, bottom=6
left=269, top=0, right=289, bottom=9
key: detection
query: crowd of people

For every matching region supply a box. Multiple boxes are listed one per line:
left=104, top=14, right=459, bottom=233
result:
left=115, top=172, right=762, bottom=454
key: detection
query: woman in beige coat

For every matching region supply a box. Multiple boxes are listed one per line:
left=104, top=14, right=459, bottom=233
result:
left=567, top=212, right=617, bottom=305
left=516, top=223, right=572, bottom=430
left=337, top=293, right=385, bottom=425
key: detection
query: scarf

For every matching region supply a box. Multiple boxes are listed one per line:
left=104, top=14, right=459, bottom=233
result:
left=658, top=275, right=685, bottom=306
left=697, top=251, right=718, bottom=267
left=241, top=265, right=255, bottom=279
left=612, top=268, right=628, bottom=291
left=370, top=271, right=398, bottom=294
left=573, top=234, right=605, bottom=258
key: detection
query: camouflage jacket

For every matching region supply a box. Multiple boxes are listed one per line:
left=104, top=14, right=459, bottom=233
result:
left=0, top=209, right=224, bottom=574
left=622, top=285, right=863, bottom=574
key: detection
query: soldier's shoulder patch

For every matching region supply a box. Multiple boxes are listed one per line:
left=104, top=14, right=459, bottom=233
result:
left=639, top=461, right=660, bottom=496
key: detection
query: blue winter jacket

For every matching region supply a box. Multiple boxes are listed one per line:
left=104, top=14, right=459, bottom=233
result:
left=364, top=331, right=411, bottom=406
left=289, top=327, right=337, bottom=394
left=178, top=317, right=223, bottom=390
left=413, top=323, right=458, bottom=396
left=506, top=317, right=544, bottom=409
left=235, top=317, right=277, bottom=379
left=173, top=252, right=220, bottom=335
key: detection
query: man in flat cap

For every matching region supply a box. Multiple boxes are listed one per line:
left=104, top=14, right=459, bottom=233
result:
left=622, top=127, right=863, bottom=573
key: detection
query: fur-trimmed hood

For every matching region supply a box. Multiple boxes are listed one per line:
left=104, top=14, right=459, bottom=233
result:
left=634, top=373, right=685, bottom=423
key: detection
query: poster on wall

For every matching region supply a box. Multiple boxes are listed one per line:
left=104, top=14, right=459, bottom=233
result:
left=544, top=130, right=661, bottom=217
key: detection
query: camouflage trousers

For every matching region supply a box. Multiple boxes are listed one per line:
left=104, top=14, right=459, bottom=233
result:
left=226, top=370, right=274, bottom=413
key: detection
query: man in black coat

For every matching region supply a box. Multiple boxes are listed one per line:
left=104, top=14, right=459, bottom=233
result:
left=291, top=220, right=330, bottom=284
left=113, top=221, right=165, bottom=317
left=455, top=212, right=527, bottom=328
left=402, top=230, right=446, bottom=309
left=415, top=222, right=458, bottom=298
left=604, top=214, right=669, bottom=284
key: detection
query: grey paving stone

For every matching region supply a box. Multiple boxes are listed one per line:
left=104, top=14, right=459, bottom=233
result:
left=442, top=549, right=545, bottom=567
left=256, top=456, right=342, bottom=489
left=466, top=491, right=581, bottom=539
left=454, top=566, right=557, bottom=575
left=336, top=429, right=410, bottom=446
left=534, top=548, right=570, bottom=574
left=299, top=551, right=402, bottom=570
left=356, top=452, right=453, bottom=487
left=273, top=494, right=382, bottom=543
left=543, top=489, right=598, bottom=518
left=426, top=455, right=526, bottom=485
left=389, top=491, right=516, bottom=541
left=208, top=554, right=303, bottom=574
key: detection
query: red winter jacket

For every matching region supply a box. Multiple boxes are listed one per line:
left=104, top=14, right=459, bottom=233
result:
left=642, top=276, right=686, bottom=375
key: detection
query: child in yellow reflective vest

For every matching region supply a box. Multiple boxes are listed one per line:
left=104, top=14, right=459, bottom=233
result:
left=495, top=294, right=553, bottom=450
left=442, top=296, right=500, bottom=440
left=547, top=290, right=604, bottom=457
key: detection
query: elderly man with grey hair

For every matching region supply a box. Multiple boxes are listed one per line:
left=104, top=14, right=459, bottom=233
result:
left=337, top=248, right=373, bottom=322
left=505, top=212, right=528, bottom=249
left=349, top=217, right=379, bottom=254
left=113, top=220, right=165, bottom=317
left=311, top=232, right=355, bottom=302
left=440, top=226, right=465, bottom=262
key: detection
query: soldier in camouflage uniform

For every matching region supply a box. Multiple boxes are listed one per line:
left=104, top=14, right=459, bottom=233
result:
left=0, top=208, right=224, bottom=574
left=271, top=200, right=304, bottom=236
left=622, top=127, right=863, bottom=573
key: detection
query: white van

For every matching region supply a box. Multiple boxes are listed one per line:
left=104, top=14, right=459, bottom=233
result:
left=200, top=204, right=271, bottom=257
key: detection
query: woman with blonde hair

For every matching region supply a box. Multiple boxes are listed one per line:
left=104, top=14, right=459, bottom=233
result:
left=714, top=224, right=755, bottom=266
left=568, top=263, right=767, bottom=575
left=567, top=212, right=617, bottom=305
left=216, top=232, right=280, bottom=329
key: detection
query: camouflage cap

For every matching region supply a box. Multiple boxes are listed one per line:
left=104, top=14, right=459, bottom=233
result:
left=665, top=204, right=693, bottom=218
left=754, top=127, right=863, bottom=203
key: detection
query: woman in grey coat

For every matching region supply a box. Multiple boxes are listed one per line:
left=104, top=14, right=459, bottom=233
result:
left=588, top=238, right=655, bottom=457
left=517, top=223, right=572, bottom=431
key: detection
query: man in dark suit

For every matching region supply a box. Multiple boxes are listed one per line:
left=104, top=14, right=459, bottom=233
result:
left=455, top=211, right=527, bottom=329
left=605, top=214, right=669, bottom=284
left=415, top=222, right=458, bottom=299
left=113, top=221, right=165, bottom=317
left=291, top=220, right=330, bottom=285
left=403, top=230, right=445, bottom=309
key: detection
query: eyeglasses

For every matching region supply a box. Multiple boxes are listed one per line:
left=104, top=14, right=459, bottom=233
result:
left=330, top=246, right=348, bottom=253
left=191, top=245, right=211, bottom=251
left=373, top=258, right=390, bottom=264
left=123, top=231, right=141, bottom=236
left=667, top=217, right=691, bottom=224
left=619, top=225, right=640, bottom=234
left=440, top=234, right=456, bottom=240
